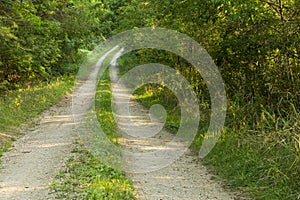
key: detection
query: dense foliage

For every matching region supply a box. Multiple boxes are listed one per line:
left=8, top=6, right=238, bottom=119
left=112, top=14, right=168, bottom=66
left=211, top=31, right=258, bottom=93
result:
left=115, top=0, right=300, bottom=121
left=0, top=0, right=115, bottom=91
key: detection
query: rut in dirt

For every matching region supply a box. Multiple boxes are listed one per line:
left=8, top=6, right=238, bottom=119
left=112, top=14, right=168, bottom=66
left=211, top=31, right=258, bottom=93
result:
left=109, top=57, right=236, bottom=200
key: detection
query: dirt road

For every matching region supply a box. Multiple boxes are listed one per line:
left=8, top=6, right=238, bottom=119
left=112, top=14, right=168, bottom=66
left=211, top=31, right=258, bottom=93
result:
left=0, top=49, right=236, bottom=199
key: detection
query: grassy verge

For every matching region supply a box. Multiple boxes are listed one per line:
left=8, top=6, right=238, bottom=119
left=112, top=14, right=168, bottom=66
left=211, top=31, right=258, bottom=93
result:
left=204, top=106, right=300, bottom=199
left=0, top=76, right=74, bottom=157
left=117, top=53, right=300, bottom=199
left=51, top=68, right=136, bottom=199
left=132, top=86, right=300, bottom=199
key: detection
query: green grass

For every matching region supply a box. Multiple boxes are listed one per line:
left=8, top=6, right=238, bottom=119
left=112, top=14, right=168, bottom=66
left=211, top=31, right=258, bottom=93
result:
left=0, top=76, right=74, bottom=157
left=204, top=131, right=300, bottom=199
left=51, top=145, right=135, bottom=200
left=95, top=69, right=119, bottom=143
left=204, top=107, right=300, bottom=200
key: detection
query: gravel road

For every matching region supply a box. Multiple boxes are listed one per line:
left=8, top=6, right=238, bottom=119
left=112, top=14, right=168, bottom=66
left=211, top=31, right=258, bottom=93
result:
left=0, top=49, right=238, bottom=200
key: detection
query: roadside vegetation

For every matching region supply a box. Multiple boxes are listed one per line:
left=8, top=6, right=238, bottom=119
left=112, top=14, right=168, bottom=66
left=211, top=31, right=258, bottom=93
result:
left=0, top=0, right=104, bottom=154
left=0, top=76, right=74, bottom=157
left=116, top=0, right=300, bottom=198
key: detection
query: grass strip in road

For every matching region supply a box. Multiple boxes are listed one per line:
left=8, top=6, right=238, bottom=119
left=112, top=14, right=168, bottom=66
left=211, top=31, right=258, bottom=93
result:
left=51, top=145, right=135, bottom=200
left=95, top=69, right=119, bottom=144
left=0, top=76, right=74, bottom=157
left=51, top=68, right=136, bottom=199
